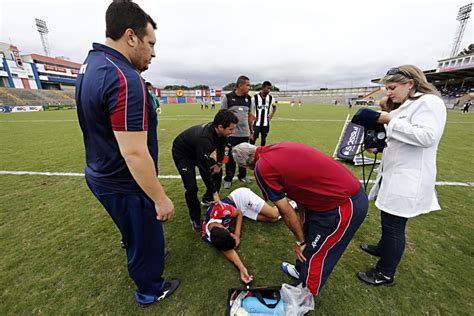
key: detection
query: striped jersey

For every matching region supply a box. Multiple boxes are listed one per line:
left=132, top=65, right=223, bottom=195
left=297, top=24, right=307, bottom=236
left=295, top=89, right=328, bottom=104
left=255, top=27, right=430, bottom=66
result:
left=252, top=93, right=277, bottom=127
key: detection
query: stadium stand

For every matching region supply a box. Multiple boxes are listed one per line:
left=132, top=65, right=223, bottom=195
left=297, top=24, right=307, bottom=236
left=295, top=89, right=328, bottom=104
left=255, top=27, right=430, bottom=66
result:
left=0, top=87, right=75, bottom=107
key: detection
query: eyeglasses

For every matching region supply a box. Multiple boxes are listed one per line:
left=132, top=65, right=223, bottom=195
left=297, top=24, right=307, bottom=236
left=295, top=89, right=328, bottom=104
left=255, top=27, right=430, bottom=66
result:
left=386, top=67, right=401, bottom=76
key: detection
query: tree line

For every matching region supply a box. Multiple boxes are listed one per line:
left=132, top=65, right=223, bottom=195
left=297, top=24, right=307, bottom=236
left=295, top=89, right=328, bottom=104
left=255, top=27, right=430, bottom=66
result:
left=162, top=83, right=280, bottom=91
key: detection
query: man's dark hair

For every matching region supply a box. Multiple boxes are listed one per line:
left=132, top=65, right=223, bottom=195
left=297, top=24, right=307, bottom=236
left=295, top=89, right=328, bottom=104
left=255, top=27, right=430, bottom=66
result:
left=213, top=109, right=238, bottom=128
left=145, top=82, right=152, bottom=87
left=236, top=75, right=250, bottom=88
left=262, top=81, right=272, bottom=88
left=106, top=0, right=157, bottom=40
left=210, top=227, right=236, bottom=251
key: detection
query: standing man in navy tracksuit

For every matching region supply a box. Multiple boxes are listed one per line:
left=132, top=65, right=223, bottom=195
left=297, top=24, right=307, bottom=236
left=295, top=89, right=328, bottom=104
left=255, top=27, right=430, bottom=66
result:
left=75, top=0, right=179, bottom=307
left=232, top=142, right=368, bottom=296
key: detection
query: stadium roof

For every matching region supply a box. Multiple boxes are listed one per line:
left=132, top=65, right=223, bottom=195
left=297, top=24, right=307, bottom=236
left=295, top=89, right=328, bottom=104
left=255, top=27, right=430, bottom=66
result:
left=425, top=66, right=474, bottom=82
left=28, top=54, right=82, bottom=69
left=371, top=66, right=474, bottom=84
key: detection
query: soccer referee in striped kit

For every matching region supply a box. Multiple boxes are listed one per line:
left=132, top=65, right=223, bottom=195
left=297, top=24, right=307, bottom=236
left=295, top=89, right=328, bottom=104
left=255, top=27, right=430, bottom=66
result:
left=231, top=142, right=368, bottom=297
left=250, top=81, right=277, bottom=146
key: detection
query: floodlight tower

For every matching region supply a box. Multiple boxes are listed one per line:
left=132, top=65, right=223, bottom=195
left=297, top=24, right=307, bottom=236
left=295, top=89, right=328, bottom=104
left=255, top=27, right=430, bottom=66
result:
left=450, top=3, right=472, bottom=58
left=35, top=18, right=51, bottom=56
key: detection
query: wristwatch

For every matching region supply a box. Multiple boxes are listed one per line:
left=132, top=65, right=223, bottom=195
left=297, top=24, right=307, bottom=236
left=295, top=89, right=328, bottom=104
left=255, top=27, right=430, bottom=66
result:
left=296, top=240, right=306, bottom=246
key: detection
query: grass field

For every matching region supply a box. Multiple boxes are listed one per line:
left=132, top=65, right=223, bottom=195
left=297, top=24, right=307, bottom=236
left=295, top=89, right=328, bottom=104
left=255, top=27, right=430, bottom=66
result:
left=1, top=104, right=473, bottom=315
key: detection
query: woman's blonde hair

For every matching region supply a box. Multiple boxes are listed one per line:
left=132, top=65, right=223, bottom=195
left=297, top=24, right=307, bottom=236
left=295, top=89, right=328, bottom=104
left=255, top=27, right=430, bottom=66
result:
left=381, top=65, right=440, bottom=99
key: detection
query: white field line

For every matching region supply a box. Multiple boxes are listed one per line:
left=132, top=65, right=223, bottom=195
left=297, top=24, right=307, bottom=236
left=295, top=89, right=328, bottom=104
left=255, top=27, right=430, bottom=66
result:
left=0, top=170, right=472, bottom=187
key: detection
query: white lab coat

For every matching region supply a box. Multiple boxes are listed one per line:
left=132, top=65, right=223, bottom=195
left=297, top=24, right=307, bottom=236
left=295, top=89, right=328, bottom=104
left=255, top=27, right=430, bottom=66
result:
left=369, top=93, right=447, bottom=218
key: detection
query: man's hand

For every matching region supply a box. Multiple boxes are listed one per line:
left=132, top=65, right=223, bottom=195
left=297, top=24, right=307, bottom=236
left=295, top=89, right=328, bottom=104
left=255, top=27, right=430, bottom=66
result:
left=294, top=243, right=307, bottom=262
left=240, top=268, right=254, bottom=285
left=155, top=195, right=175, bottom=221
left=231, top=233, right=241, bottom=249
left=213, top=192, right=224, bottom=208
left=210, top=164, right=221, bottom=175
left=249, top=133, right=254, bottom=142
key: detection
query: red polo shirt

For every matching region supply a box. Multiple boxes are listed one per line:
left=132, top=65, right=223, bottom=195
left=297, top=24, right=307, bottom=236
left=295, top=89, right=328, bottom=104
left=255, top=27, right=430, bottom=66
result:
left=254, top=142, right=360, bottom=212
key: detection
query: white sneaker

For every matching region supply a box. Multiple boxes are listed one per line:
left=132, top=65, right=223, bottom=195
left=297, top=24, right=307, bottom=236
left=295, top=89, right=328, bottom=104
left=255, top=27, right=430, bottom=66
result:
left=224, top=181, right=232, bottom=189
left=239, top=177, right=252, bottom=184
left=281, top=262, right=300, bottom=279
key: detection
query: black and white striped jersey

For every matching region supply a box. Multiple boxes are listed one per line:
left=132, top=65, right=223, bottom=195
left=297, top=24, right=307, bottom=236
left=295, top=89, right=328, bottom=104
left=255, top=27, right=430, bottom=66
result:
left=252, top=93, right=277, bottom=127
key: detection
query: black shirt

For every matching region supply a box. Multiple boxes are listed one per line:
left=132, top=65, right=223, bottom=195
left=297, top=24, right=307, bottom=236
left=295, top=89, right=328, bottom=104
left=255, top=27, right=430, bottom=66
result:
left=172, top=122, right=227, bottom=192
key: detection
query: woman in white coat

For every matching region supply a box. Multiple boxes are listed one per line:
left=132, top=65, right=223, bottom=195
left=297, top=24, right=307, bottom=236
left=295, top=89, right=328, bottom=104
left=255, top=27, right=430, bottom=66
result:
left=357, top=65, right=447, bottom=286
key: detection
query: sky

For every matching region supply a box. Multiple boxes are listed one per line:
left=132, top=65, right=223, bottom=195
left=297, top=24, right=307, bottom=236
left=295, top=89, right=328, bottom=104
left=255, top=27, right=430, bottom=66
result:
left=1, top=0, right=473, bottom=90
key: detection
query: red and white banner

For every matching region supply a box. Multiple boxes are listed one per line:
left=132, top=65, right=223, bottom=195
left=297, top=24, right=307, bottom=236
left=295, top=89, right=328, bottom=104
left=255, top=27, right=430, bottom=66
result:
left=195, top=89, right=209, bottom=97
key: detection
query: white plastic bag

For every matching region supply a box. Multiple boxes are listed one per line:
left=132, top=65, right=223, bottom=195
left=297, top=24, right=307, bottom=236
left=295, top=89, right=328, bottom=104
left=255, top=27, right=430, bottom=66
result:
left=280, top=283, right=314, bottom=315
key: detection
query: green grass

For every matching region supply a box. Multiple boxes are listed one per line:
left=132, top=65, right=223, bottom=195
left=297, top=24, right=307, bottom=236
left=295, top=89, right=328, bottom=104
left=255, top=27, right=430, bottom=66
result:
left=1, top=104, right=473, bottom=315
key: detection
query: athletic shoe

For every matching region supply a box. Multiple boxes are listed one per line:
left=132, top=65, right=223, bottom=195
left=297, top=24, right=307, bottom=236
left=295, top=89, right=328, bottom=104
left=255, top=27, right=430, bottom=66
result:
left=239, top=177, right=252, bottom=184
left=224, top=181, right=232, bottom=189
left=190, top=219, right=202, bottom=232
left=360, top=244, right=381, bottom=257
left=280, top=262, right=300, bottom=279
left=138, top=280, right=181, bottom=307
left=357, top=269, right=395, bottom=287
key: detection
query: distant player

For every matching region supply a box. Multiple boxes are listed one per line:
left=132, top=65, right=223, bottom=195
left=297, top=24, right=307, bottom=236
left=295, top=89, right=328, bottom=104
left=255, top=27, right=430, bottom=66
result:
left=290, top=96, right=295, bottom=108
left=462, top=99, right=471, bottom=113
left=250, top=81, right=277, bottom=146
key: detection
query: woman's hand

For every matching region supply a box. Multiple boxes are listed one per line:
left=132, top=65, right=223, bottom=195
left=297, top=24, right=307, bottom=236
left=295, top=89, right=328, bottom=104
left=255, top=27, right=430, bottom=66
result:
left=377, top=111, right=392, bottom=124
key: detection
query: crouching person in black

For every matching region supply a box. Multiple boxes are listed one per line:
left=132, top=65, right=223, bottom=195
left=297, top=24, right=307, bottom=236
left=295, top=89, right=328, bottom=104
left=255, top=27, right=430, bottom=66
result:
left=172, top=109, right=238, bottom=231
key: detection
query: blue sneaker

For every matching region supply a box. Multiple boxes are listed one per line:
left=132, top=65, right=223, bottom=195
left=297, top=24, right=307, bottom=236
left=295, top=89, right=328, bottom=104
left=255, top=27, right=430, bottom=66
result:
left=280, top=262, right=300, bottom=279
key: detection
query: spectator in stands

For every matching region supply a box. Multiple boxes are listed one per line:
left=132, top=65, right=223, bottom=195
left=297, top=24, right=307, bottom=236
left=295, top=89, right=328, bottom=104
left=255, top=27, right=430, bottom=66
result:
left=75, top=0, right=179, bottom=306
left=358, top=65, right=447, bottom=287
